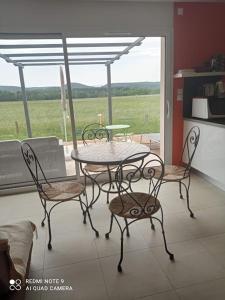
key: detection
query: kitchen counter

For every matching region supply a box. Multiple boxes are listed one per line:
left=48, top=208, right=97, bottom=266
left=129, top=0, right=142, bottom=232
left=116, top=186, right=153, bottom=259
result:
left=184, top=119, right=225, bottom=191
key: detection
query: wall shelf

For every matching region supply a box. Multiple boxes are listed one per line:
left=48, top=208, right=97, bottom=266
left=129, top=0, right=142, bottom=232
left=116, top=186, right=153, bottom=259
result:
left=181, top=74, right=225, bottom=118
left=174, top=71, right=225, bottom=78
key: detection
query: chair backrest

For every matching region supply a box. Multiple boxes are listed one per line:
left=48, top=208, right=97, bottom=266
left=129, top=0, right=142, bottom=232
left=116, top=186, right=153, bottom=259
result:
left=181, top=126, right=200, bottom=175
left=21, top=142, right=49, bottom=192
left=81, top=123, right=109, bottom=145
left=114, top=152, right=164, bottom=218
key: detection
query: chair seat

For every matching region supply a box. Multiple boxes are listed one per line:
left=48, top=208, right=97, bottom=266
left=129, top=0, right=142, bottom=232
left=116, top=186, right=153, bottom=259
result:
left=154, top=164, right=187, bottom=181
left=109, top=192, right=160, bottom=219
left=84, top=163, right=117, bottom=173
left=40, top=181, right=84, bottom=201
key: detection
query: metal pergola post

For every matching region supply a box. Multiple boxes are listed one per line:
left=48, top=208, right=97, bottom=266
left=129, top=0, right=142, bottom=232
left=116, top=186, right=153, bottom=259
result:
left=107, top=64, right=112, bottom=126
left=18, top=65, right=32, bottom=138
left=62, top=36, right=80, bottom=177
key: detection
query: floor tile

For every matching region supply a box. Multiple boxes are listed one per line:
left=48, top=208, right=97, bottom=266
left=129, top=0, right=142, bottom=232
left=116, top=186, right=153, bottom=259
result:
left=151, top=240, right=225, bottom=288
left=199, top=233, right=225, bottom=268
left=137, top=290, right=179, bottom=300
left=181, top=206, right=225, bottom=239
left=44, top=229, right=98, bottom=269
left=176, top=277, right=225, bottom=300
left=100, top=249, right=172, bottom=300
left=42, top=260, right=108, bottom=300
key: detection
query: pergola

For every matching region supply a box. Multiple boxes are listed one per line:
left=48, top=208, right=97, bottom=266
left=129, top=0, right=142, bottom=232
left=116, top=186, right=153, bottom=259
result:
left=0, top=34, right=145, bottom=173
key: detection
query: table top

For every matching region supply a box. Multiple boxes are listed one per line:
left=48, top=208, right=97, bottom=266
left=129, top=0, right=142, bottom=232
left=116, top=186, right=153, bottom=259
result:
left=71, top=142, right=150, bottom=165
left=105, top=124, right=130, bottom=130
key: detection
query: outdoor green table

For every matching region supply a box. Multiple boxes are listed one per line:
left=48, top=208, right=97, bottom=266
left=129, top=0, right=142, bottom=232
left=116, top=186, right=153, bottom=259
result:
left=105, top=124, right=130, bottom=141
left=105, top=124, right=130, bottom=130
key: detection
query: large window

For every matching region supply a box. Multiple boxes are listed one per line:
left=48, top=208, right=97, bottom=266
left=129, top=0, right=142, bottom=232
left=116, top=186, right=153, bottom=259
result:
left=0, top=35, right=161, bottom=189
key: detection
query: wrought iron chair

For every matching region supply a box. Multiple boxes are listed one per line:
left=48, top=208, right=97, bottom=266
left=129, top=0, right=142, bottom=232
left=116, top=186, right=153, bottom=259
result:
left=21, top=142, right=99, bottom=250
left=81, top=123, right=117, bottom=205
left=154, top=126, right=200, bottom=218
left=105, top=152, right=174, bottom=272
left=81, top=123, right=109, bottom=146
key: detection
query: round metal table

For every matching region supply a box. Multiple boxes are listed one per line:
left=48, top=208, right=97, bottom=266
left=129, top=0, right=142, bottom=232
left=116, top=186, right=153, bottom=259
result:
left=71, top=142, right=149, bottom=165
left=71, top=142, right=150, bottom=206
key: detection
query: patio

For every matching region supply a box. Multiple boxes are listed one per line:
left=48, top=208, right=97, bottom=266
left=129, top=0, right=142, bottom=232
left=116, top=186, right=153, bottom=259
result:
left=1, top=174, right=225, bottom=300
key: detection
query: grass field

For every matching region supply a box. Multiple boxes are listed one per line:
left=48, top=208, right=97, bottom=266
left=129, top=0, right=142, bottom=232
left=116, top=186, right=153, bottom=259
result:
left=0, top=94, right=160, bottom=141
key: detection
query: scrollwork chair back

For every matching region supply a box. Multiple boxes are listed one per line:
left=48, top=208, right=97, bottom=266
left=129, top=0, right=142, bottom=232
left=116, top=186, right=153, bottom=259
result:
left=81, top=123, right=109, bottom=145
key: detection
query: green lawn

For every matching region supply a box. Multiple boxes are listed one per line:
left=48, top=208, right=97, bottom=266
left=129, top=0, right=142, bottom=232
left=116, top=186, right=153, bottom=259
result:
left=0, top=94, right=160, bottom=141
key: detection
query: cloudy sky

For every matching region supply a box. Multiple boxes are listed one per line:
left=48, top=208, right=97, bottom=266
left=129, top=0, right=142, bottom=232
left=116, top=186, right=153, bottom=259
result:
left=0, top=37, right=160, bottom=87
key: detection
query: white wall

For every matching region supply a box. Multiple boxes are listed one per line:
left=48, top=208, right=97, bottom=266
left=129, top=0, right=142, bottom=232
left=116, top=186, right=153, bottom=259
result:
left=0, top=1, right=172, bottom=36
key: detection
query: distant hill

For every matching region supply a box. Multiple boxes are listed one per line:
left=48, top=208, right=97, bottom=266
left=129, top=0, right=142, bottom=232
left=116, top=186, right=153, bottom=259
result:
left=0, top=86, right=21, bottom=92
left=0, top=81, right=160, bottom=101
left=0, top=82, right=93, bottom=93
left=0, top=81, right=159, bottom=92
left=71, top=82, right=93, bottom=89
left=105, top=82, right=160, bottom=89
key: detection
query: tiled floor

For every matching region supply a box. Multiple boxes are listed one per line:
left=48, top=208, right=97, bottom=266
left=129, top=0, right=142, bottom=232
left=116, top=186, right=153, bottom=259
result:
left=1, top=174, right=225, bottom=300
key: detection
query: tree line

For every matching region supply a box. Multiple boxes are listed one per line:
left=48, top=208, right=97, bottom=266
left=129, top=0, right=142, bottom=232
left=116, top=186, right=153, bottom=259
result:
left=0, top=87, right=159, bottom=101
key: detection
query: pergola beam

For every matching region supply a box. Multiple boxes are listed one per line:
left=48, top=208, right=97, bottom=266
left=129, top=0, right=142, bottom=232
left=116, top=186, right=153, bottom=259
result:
left=0, top=53, right=21, bottom=66
left=0, top=39, right=145, bottom=67
left=16, top=57, right=114, bottom=63
left=21, top=62, right=107, bottom=66
left=106, top=37, right=145, bottom=65
left=0, top=42, right=132, bottom=49
left=5, top=51, right=121, bottom=57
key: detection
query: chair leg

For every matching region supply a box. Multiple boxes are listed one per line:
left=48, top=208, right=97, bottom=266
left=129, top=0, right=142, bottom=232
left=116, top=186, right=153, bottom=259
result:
left=186, top=176, right=194, bottom=218
left=85, top=204, right=99, bottom=237
left=179, top=181, right=184, bottom=199
left=89, top=181, right=95, bottom=209
left=84, top=173, right=100, bottom=209
left=107, top=192, right=110, bottom=204
left=47, top=212, right=52, bottom=250
left=90, top=183, right=101, bottom=208
left=45, top=200, right=67, bottom=250
left=79, top=200, right=87, bottom=224
left=107, top=168, right=113, bottom=204
left=83, top=175, right=87, bottom=197
left=118, top=231, right=124, bottom=273
left=150, top=216, right=155, bottom=230
left=105, top=213, right=114, bottom=239
left=180, top=178, right=194, bottom=218
left=40, top=198, right=47, bottom=227
left=154, top=208, right=174, bottom=260
left=124, top=218, right=130, bottom=237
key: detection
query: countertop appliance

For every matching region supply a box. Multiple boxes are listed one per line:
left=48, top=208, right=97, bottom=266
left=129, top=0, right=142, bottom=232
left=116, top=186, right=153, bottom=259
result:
left=192, top=98, right=225, bottom=119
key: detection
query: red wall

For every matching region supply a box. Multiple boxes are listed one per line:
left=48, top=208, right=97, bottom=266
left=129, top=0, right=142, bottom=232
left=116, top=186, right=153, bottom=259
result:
left=173, top=3, right=225, bottom=164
